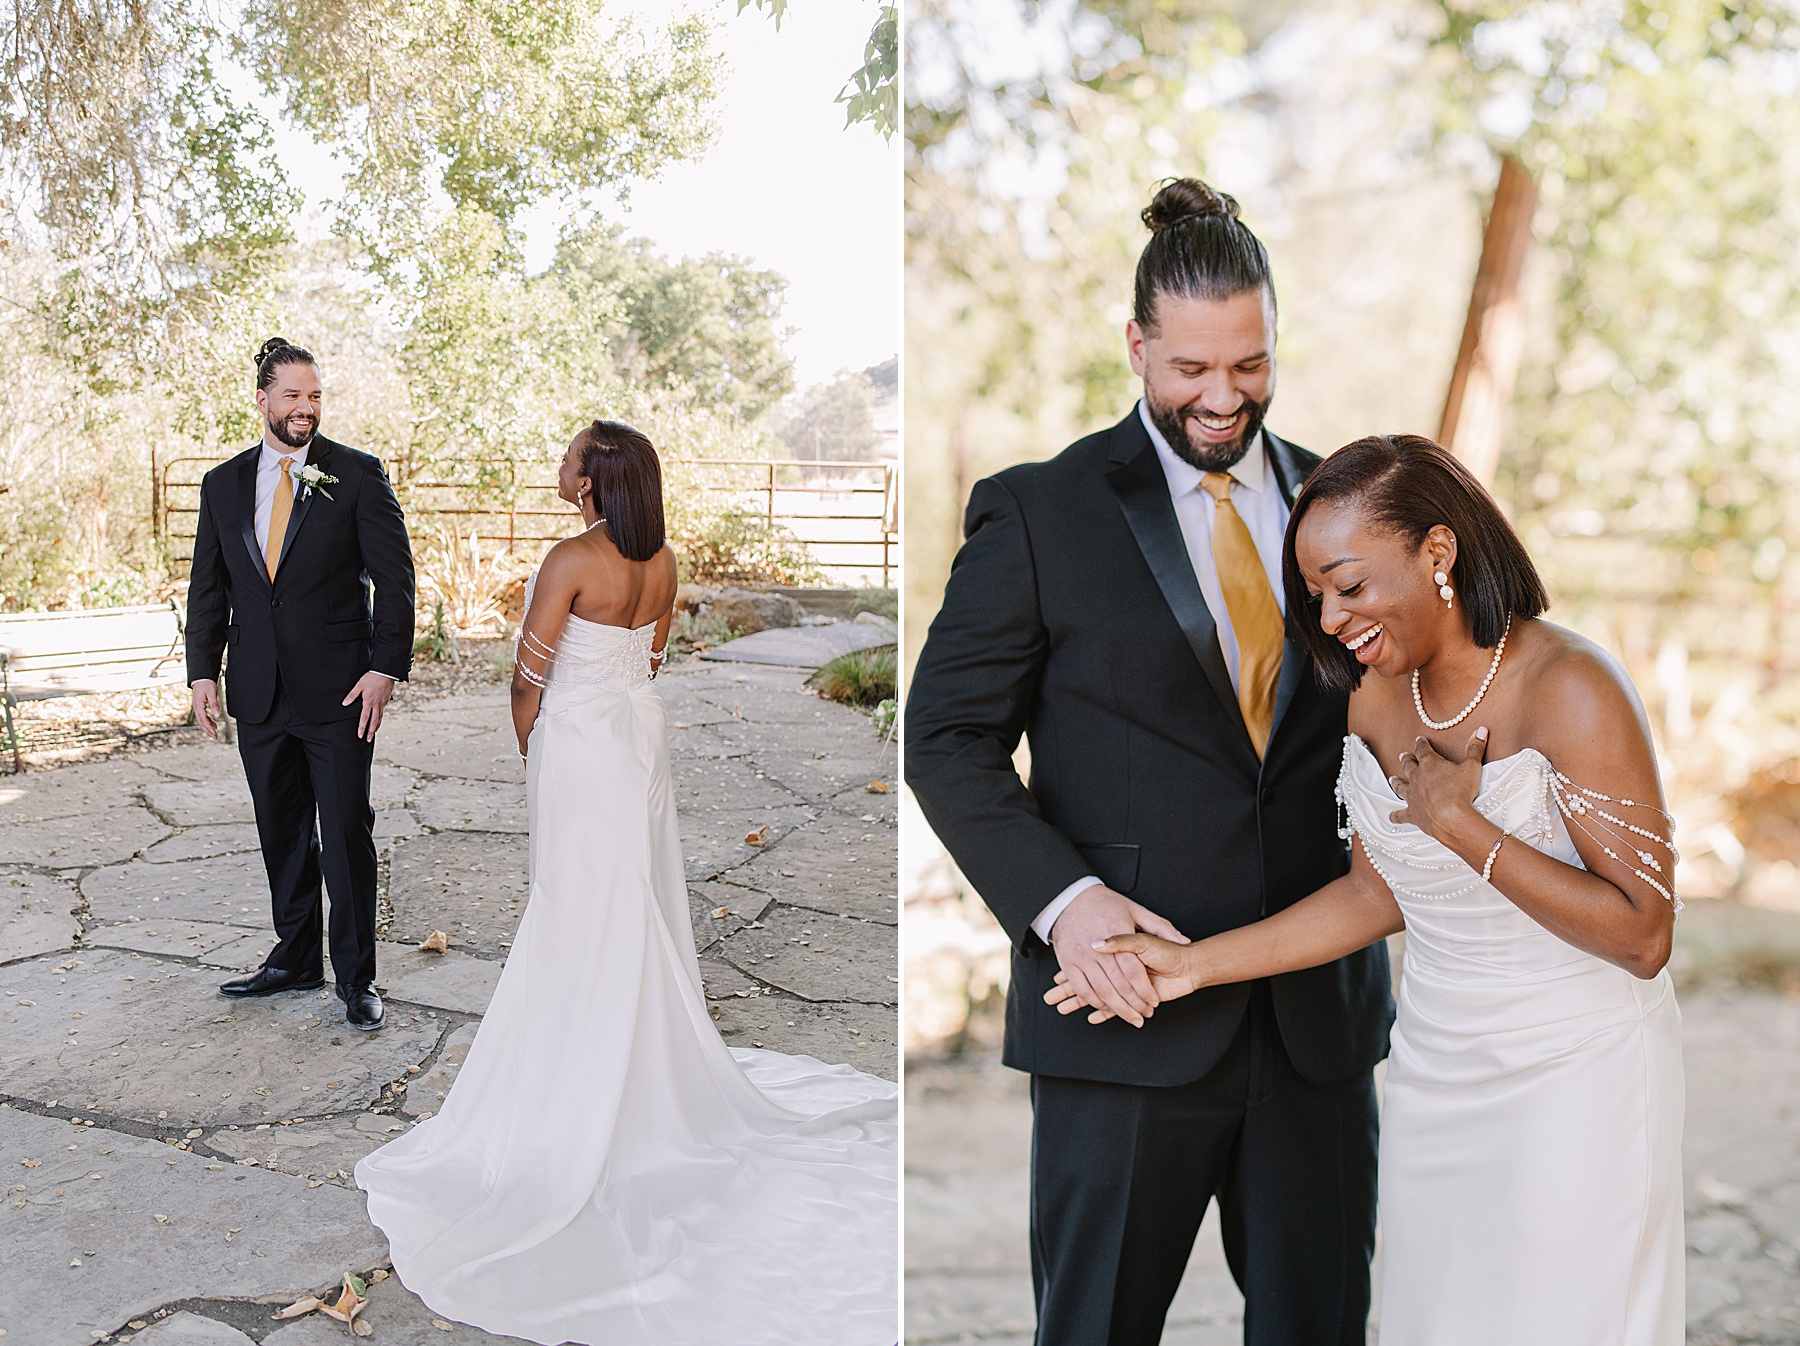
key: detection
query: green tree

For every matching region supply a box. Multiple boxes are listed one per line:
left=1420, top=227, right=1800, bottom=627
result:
left=779, top=370, right=880, bottom=461
left=552, top=225, right=795, bottom=421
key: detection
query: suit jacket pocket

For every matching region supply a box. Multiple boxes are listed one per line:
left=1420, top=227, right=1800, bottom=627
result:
left=1076, top=843, right=1140, bottom=895
left=326, top=618, right=374, bottom=643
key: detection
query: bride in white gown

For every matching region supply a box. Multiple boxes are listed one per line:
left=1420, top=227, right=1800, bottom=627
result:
left=356, top=420, right=898, bottom=1346
left=1047, top=434, right=1684, bottom=1344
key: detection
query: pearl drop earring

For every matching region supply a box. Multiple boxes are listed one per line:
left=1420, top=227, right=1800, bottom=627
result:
left=1435, top=570, right=1454, bottom=609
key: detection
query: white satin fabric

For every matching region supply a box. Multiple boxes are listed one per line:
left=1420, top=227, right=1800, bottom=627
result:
left=356, top=607, right=899, bottom=1345
left=1338, top=734, right=1684, bottom=1346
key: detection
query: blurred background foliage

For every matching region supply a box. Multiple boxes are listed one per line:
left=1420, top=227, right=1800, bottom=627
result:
left=906, top=0, right=1800, bottom=1048
left=0, top=0, right=893, bottom=613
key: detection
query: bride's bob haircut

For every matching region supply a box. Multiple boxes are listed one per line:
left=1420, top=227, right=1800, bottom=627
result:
left=1282, top=434, right=1549, bottom=694
left=574, top=419, right=666, bottom=563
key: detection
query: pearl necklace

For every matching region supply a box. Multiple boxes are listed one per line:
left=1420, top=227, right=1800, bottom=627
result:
left=1412, top=617, right=1511, bottom=731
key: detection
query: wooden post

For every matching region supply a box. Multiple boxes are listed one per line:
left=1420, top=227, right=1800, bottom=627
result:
left=1438, top=155, right=1538, bottom=488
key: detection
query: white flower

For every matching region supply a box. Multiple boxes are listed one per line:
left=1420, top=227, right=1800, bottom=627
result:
left=295, top=463, right=340, bottom=500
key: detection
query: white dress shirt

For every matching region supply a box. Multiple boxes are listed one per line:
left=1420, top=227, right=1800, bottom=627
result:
left=1030, top=401, right=1291, bottom=944
left=254, top=436, right=310, bottom=556
left=252, top=433, right=395, bottom=684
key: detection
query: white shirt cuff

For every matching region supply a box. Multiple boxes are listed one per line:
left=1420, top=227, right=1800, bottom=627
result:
left=1031, top=875, right=1101, bottom=945
left=369, top=671, right=399, bottom=681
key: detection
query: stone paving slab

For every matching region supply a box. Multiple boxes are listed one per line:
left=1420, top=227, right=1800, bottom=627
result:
left=385, top=833, right=530, bottom=958
left=143, top=825, right=263, bottom=864
left=202, top=1111, right=416, bottom=1182
left=724, top=820, right=896, bottom=924
left=133, top=1310, right=258, bottom=1344
left=143, top=779, right=256, bottom=827
left=401, top=1023, right=477, bottom=1119
left=0, top=757, right=160, bottom=821
left=0, top=951, right=438, bottom=1128
left=710, top=998, right=897, bottom=1081
left=0, top=808, right=174, bottom=869
left=84, top=919, right=261, bottom=963
left=377, top=720, right=525, bottom=784
left=701, top=624, right=894, bottom=668
left=375, top=943, right=501, bottom=1016
left=1, top=871, right=81, bottom=965
left=410, top=779, right=527, bottom=834
left=260, top=1271, right=536, bottom=1344
left=717, top=907, right=897, bottom=1005
left=0, top=1105, right=387, bottom=1345
left=85, top=856, right=277, bottom=928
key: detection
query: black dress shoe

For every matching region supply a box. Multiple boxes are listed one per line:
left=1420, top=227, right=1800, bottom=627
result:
left=337, top=983, right=384, bottom=1031
left=218, top=965, right=326, bottom=998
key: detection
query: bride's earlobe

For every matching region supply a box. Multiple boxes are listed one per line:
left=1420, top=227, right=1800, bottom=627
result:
left=1435, top=569, right=1455, bottom=609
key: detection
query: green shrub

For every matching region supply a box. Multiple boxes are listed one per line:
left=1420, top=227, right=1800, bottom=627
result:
left=669, top=504, right=824, bottom=587
left=851, top=588, right=898, bottom=620
left=809, top=646, right=897, bottom=708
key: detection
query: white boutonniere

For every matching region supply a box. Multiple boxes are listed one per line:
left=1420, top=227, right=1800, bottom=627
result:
left=295, top=463, right=339, bottom=500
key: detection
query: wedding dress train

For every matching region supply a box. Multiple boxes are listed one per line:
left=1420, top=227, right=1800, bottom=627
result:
left=1337, top=734, right=1683, bottom=1345
left=356, top=609, right=898, bottom=1346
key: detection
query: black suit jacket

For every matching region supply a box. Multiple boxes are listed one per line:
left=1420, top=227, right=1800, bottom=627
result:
left=905, top=409, right=1394, bottom=1087
left=185, top=436, right=415, bottom=725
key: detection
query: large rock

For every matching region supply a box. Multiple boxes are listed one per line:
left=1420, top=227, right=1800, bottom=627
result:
left=708, top=588, right=803, bottom=636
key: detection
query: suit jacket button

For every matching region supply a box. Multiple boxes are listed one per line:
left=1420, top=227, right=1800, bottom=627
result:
left=1260, top=787, right=1273, bottom=805
left=271, top=600, right=282, bottom=608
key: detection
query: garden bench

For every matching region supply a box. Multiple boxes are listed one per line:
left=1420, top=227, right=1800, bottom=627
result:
left=0, top=601, right=187, bottom=772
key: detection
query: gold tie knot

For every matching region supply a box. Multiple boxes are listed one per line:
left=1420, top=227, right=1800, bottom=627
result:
left=1200, top=471, right=1233, bottom=504
left=279, top=456, right=294, bottom=475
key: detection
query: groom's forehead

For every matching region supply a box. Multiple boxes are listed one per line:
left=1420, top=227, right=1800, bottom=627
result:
left=266, top=363, right=322, bottom=395
left=1150, top=291, right=1273, bottom=358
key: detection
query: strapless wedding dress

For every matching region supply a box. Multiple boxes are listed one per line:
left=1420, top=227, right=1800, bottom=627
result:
left=1337, top=734, right=1683, bottom=1345
left=356, top=604, right=898, bottom=1345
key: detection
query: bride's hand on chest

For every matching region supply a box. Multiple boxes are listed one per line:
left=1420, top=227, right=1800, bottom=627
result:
left=1387, top=727, right=1491, bottom=844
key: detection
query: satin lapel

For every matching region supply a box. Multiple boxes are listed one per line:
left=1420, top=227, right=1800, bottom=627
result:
left=273, top=439, right=330, bottom=582
left=235, top=447, right=270, bottom=591
left=1106, top=422, right=1248, bottom=742
left=1266, top=431, right=1315, bottom=739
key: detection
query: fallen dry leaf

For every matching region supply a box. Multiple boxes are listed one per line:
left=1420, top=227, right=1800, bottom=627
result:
left=152, top=1214, right=169, bottom=1224
left=744, top=825, right=769, bottom=845
left=864, top=780, right=890, bottom=794
left=15, top=1000, right=33, bottom=1008
left=433, top=1321, right=455, bottom=1332
left=418, top=930, right=450, bottom=954
left=370, top=1268, right=390, bottom=1283
left=319, top=1272, right=369, bottom=1325
left=352, top=1320, right=374, bottom=1337
left=710, top=905, right=731, bottom=919
left=273, top=1296, right=322, bottom=1320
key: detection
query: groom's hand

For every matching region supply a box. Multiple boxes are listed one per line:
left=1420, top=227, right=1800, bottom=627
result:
left=1049, top=885, right=1189, bottom=1028
left=343, top=671, right=396, bottom=741
left=190, top=680, right=222, bottom=741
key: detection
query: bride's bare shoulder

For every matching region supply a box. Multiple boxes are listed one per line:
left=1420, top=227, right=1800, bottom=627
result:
left=1518, top=620, right=1654, bottom=757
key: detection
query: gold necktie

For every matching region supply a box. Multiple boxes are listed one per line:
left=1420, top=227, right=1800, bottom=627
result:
left=265, top=456, right=295, bottom=580
left=1201, top=471, right=1284, bottom=757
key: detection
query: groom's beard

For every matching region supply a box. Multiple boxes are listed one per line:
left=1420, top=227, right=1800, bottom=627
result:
left=266, top=409, right=317, bottom=449
left=1145, top=388, right=1271, bottom=473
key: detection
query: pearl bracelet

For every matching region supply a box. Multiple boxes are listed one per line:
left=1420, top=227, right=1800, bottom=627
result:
left=1481, top=829, right=1511, bottom=884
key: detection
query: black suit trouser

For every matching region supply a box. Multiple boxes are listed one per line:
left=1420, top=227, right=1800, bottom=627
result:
left=1029, top=983, right=1378, bottom=1346
left=235, top=675, right=378, bottom=989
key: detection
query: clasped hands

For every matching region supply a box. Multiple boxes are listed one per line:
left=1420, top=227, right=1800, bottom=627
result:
left=1386, top=726, right=1490, bottom=839
left=1041, top=883, right=1197, bottom=1029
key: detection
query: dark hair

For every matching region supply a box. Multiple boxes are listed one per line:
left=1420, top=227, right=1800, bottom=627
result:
left=1281, top=434, right=1549, bottom=693
left=253, top=337, right=316, bottom=391
left=573, top=419, right=666, bottom=562
left=1133, top=178, right=1276, bottom=333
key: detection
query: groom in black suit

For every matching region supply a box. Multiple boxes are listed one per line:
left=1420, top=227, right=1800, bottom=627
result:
left=906, top=180, right=1394, bottom=1345
left=185, top=338, right=415, bottom=1031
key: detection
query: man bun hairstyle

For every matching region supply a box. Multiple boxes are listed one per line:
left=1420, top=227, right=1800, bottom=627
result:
left=1281, top=434, right=1549, bottom=694
left=1133, top=178, right=1276, bottom=334
left=253, top=336, right=316, bottom=391
left=574, top=419, right=666, bottom=563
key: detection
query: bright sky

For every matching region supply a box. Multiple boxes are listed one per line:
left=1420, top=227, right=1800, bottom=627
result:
left=243, top=0, right=898, bottom=390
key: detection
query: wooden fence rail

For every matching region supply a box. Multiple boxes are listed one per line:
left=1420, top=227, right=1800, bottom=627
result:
left=155, top=456, right=897, bottom=586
